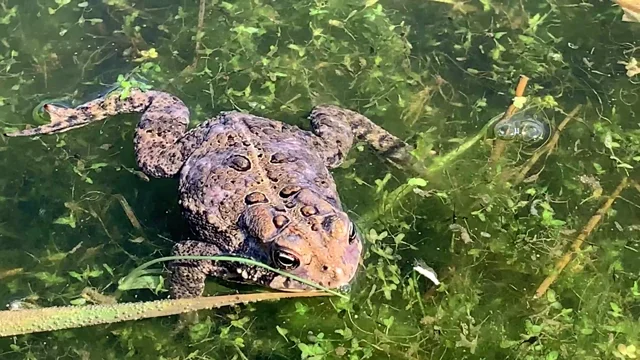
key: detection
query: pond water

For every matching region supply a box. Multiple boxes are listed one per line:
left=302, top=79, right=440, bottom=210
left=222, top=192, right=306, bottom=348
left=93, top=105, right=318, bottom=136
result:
left=0, top=0, right=639, bottom=359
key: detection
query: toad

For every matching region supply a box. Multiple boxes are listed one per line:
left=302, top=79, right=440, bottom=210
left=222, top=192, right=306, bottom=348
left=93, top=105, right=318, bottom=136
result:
left=5, top=89, right=412, bottom=298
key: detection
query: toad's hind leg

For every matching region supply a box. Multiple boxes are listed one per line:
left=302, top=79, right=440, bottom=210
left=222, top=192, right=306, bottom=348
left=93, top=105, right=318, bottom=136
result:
left=309, top=105, right=415, bottom=168
left=5, top=89, right=194, bottom=178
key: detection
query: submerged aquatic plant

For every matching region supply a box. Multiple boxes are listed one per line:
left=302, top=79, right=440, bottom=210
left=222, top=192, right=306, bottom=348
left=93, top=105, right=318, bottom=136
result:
left=0, top=291, right=330, bottom=337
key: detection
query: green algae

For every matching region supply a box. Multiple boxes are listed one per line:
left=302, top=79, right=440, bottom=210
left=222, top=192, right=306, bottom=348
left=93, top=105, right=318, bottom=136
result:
left=0, top=291, right=329, bottom=337
left=357, top=111, right=506, bottom=226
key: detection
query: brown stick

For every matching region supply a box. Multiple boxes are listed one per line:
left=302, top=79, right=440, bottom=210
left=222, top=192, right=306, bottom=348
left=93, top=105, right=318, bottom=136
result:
left=0, top=268, right=23, bottom=280
left=193, top=0, right=206, bottom=66
left=489, top=75, right=530, bottom=163
left=506, top=76, right=530, bottom=118
left=114, top=194, right=143, bottom=232
left=511, top=105, right=582, bottom=185
left=181, top=0, right=206, bottom=74
left=534, top=176, right=629, bottom=299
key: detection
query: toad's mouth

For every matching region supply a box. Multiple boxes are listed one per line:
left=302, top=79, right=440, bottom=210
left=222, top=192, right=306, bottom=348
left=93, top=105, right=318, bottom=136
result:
left=267, top=276, right=355, bottom=295
left=266, top=261, right=360, bottom=291
left=267, top=276, right=322, bottom=292
left=272, top=287, right=306, bottom=292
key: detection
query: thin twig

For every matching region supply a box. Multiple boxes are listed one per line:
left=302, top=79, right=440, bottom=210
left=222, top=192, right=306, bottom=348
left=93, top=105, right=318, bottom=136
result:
left=0, top=268, right=23, bottom=280
left=193, top=0, right=206, bottom=67
left=534, top=176, right=629, bottom=299
left=506, top=76, right=530, bottom=118
left=113, top=194, right=144, bottom=233
left=489, top=75, right=530, bottom=163
left=181, top=0, right=206, bottom=75
left=358, top=76, right=530, bottom=226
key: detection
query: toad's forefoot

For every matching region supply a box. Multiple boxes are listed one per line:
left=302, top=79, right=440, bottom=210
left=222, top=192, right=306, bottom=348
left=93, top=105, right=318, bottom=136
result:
left=4, top=103, right=98, bottom=137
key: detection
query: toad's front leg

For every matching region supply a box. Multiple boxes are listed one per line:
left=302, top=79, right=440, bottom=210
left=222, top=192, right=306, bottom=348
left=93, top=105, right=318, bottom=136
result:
left=169, top=240, right=228, bottom=299
left=308, top=105, right=415, bottom=169
left=5, top=89, right=203, bottom=179
left=169, top=240, right=231, bottom=330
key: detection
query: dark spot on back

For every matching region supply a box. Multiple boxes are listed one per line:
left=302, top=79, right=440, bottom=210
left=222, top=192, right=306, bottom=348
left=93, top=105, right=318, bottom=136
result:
left=322, top=215, right=338, bottom=231
left=245, top=192, right=268, bottom=205
left=280, top=185, right=301, bottom=198
left=267, top=171, right=280, bottom=182
left=273, top=215, right=289, bottom=228
left=325, top=196, right=339, bottom=207
left=270, top=152, right=287, bottom=164
left=228, top=155, right=251, bottom=172
left=315, top=177, right=330, bottom=188
left=301, top=205, right=318, bottom=217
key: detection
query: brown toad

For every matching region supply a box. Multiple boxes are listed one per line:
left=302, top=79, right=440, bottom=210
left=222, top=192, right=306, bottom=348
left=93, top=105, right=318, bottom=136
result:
left=5, top=89, right=412, bottom=298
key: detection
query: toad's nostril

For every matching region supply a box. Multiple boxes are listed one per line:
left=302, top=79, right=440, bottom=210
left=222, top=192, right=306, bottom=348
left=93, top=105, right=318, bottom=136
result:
left=322, top=265, right=329, bottom=271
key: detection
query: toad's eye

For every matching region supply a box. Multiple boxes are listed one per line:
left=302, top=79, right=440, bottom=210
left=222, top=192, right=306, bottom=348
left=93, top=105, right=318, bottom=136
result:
left=272, top=249, right=300, bottom=270
left=348, top=222, right=358, bottom=244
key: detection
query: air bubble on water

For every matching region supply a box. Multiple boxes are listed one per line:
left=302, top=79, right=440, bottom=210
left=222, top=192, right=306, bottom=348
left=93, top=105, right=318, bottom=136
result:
left=493, top=111, right=550, bottom=145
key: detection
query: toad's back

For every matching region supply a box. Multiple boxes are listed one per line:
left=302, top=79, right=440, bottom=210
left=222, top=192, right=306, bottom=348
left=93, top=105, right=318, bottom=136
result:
left=177, top=112, right=341, bottom=252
